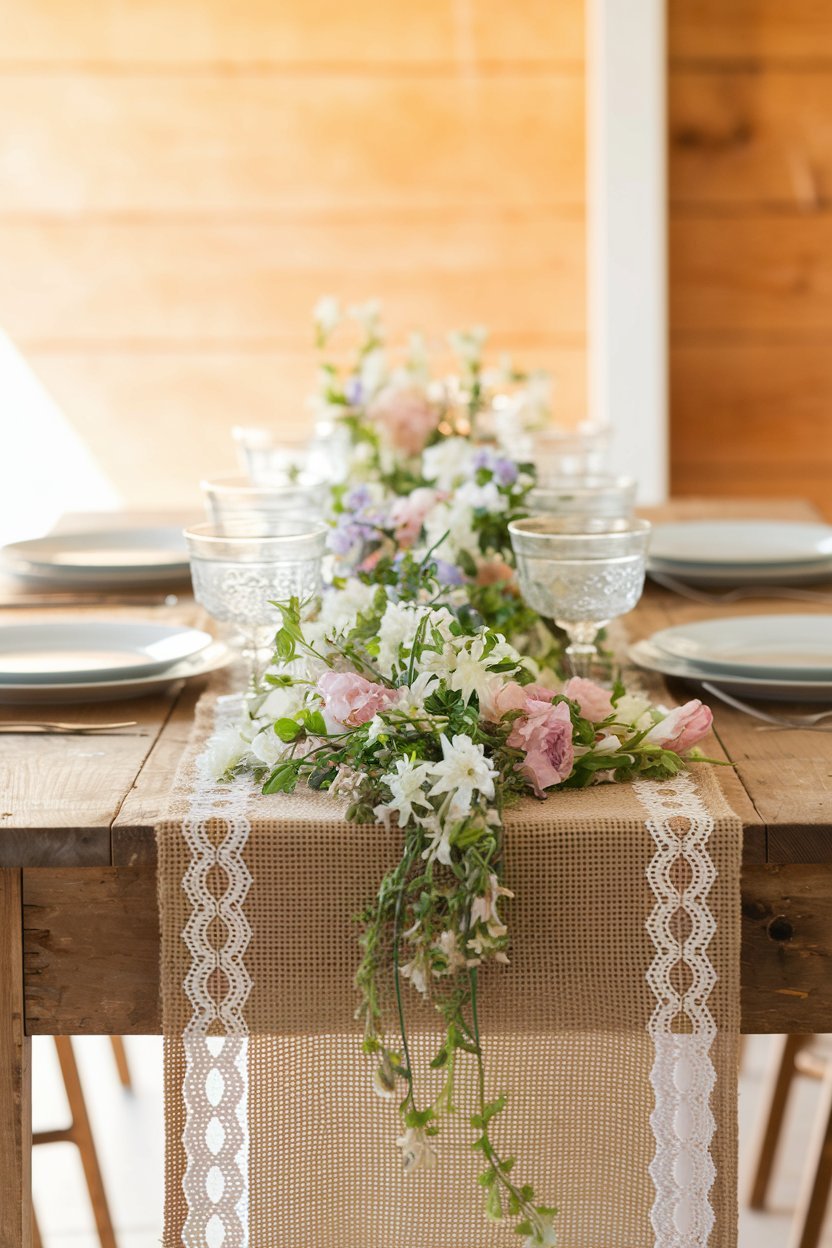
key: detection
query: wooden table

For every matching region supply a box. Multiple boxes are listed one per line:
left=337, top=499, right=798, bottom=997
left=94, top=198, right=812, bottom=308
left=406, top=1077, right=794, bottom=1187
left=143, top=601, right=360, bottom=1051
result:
left=2, top=498, right=832, bottom=1245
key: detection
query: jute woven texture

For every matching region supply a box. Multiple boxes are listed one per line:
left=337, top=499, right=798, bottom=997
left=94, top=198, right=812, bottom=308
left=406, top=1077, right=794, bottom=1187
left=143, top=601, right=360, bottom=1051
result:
left=158, top=692, right=741, bottom=1248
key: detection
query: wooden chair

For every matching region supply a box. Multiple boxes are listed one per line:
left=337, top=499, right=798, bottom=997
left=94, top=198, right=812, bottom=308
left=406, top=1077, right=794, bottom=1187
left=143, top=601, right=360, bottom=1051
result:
left=746, top=1034, right=832, bottom=1248
left=32, top=1037, right=131, bottom=1248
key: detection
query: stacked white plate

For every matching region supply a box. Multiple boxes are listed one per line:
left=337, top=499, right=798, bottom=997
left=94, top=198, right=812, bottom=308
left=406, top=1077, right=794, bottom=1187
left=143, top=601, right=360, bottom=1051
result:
left=0, top=621, right=231, bottom=704
left=2, top=527, right=191, bottom=589
left=631, top=614, right=832, bottom=702
left=648, top=520, right=832, bottom=586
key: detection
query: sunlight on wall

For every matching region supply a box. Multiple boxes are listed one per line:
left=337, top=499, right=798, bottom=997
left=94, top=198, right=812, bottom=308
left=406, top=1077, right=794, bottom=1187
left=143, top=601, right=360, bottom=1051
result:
left=0, top=332, right=119, bottom=544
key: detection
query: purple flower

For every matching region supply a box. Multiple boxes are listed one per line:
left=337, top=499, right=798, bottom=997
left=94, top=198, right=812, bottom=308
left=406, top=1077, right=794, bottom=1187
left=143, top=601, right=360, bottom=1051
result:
left=470, top=447, right=518, bottom=487
left=345, top=485, right=372, bottom=511
left=433, top=558, right=465, bottom=586
left=492, top=457, right=518, bottom=486
left=345, top=377, right=364, bottom=406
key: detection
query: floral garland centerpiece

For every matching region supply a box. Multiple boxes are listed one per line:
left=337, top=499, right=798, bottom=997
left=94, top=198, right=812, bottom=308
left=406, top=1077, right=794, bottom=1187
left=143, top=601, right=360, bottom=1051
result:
left=309, top=297, right=566, bottom=677
left=220, top=560, right=715, bottom=1246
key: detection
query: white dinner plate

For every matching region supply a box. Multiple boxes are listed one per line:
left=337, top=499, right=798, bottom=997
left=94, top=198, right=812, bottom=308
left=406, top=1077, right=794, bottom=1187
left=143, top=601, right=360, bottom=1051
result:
left=0, top=642, right=233, bottom=705
left=650, top=521, right=832, bottom=568
left=629, top=638, right=832, bottom=703
left=648, top=555, right=832, bottom=587
left=3, top=528, right=191, bottom=587
left=0, top=622, right=213, bottom=685
left=650, top=615, right=832, bottom=680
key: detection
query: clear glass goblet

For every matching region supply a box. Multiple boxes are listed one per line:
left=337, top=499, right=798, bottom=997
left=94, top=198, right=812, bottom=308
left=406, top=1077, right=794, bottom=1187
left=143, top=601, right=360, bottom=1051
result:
left=201, top=475, right=327, bottom=533
left=528, top=424, right=610, bottom=481
left=233, top=422, right=349, bottom=485
left=525, top=474, right=637, bottom=520
left=508, top=516, right=651, bottom=677
left=184, top=519, right=327, bottom=689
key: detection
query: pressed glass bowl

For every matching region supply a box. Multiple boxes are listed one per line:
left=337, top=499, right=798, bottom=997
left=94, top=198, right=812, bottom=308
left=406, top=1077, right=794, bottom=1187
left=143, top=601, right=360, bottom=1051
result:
left=508, top=515, right=651, bottom=675
left=201, top=475, right=327, bottom=533
left=525, top=475, right=637, bottom=520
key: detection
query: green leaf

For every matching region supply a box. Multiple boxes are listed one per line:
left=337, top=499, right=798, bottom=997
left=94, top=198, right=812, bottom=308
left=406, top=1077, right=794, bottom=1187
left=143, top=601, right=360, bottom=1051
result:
left=303, top=709, right=328, bottom=737
left=515, top=1221, right=533, bottom=1236
left=485, top=1184, right=503, bottom=1221
left=274, top=717, right=302, bottom=742
left=262, top=762, right=300, bottom=795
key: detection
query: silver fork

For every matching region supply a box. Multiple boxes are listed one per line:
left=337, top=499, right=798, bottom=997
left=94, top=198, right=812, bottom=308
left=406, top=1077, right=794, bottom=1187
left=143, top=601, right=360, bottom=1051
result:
left=649, top=569, right=832, bottom=607
left=701, top=682, right=832, bottom=731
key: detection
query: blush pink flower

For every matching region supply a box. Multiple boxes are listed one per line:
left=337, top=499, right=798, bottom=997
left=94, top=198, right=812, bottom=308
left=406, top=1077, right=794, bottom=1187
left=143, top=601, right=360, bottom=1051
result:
left=368, top=384, right=438, bottom=456
left=475, top=558, right=516, bottom=588
left=563, top=676, right=615, bottom=722
left=316, top=671, right=396, bottom=728
left=389, top=487, right=438, bottom=548
left=480, top=680, right=555, bottom=723
left=507, top=696, right=575, bottom=796
left=645, top=699, right=713, bottom=753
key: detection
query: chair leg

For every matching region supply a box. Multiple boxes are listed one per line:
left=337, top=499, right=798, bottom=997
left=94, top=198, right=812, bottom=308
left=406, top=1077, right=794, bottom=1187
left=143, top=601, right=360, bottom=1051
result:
left=747, top=1034, right=808, bottom=1209
left=109, top=1037, right=132, bottom=1091
left=52, top=1038, right=118, bottom=1248
left=32, top=1209, right=42, bottom=1248
left=788, top=1060, right=832, bottom=1248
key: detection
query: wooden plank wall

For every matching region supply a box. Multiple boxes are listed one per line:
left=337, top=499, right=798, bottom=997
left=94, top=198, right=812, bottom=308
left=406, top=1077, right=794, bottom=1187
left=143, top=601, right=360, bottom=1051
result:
left=669, top=1, right=832, bottom=514
left=0, top=0, right=585, bottom=507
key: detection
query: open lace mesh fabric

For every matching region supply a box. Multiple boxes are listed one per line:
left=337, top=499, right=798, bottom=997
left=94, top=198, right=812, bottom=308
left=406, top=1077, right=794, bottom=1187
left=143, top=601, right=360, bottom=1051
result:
left=157, top=692, right=741, bottom=1248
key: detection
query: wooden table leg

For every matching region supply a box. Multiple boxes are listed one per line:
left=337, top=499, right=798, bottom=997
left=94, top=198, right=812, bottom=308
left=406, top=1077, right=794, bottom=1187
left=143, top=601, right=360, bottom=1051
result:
left=0, top=868, right=33, bottom=1248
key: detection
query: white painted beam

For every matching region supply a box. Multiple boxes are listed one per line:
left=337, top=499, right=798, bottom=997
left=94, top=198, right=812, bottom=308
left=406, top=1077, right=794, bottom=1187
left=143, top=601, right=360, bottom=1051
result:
left=586, top=0, right=668, bottom=503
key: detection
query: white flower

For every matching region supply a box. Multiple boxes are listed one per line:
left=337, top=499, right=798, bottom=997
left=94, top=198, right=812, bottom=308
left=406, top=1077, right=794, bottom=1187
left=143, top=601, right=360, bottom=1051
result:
left=395, top=671, right=439, bottom=720
left=360, top=346, right=387, bottom=397
left=318, top=577, right=376, bottom=637
left=313, top=294, right=341, bottom=341
left=422, top=497, right=478, bottom=563
left=396, top=1126, right=438, bottom=1173
left=447, top=647, right=494, bottom=704
left=400, top=955, right=430, bottom=997
left=421, top=815, right=454, bottom=867
left=249, top=727, right=286, bottom=767
left=202, top=724, right=249, bottom=780
left=376, top=602, right=454, bottom=679
left=421, top=436, right=474, bottom=489
left=434, top=929, right=466, bottom=974
left=367, top=714, right=387, bottom=743
left=456, top=478, right=504, bottom=513
left=377, top=601, right=423, bottom=678
left=470, top=872, right=514, bottom=939
left=258, top=681, right=308, bottom=723
left=614, top=692, right=654, bottom=732
left=428, top=734, right=497, bottom=817
left=383, top=757, right=434, bottom=827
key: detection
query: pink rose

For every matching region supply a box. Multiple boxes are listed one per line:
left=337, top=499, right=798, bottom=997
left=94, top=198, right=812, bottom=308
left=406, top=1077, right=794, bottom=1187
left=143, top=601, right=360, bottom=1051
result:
left=645, top=699, right=713, bottom=753
left=563, top=677, right=614, bottom=722
left=507, top=696, right=575, bottom=797
left=480, top=680, right=555, bottom=723
left=389, top=487, right=438, bottom=548
left=316, top=671, right=396, bottom=728
left=368, top=384, right=438, bottom=456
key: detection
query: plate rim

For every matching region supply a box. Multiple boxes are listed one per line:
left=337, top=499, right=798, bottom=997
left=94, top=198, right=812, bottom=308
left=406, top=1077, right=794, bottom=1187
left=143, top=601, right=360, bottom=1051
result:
left=0, top=640, right=232, bottom=700
left=629, top=637, right=832, bottom=694
left=648, top=615, right=832, bottom=680
left=0, top=621, right=214, bottom=685
left=650, top=520, right=832, bottom=567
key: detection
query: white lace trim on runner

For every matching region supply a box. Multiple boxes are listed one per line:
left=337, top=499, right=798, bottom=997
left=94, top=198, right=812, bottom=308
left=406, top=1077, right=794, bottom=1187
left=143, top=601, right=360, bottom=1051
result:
left=179, top=696, right=252, bottom=1246
left=636, top=772, right=718, bottom=1248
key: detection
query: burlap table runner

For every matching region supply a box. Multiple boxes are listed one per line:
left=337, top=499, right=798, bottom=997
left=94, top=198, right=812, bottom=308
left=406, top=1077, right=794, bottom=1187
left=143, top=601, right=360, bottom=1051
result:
left=157, top=692, right=741, bottom=1248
